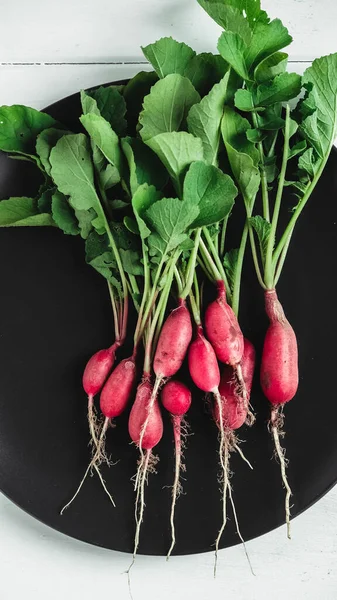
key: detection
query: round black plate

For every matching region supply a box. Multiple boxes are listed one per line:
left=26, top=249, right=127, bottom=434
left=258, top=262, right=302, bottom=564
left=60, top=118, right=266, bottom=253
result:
left=0, top=85, right=336, bottom=556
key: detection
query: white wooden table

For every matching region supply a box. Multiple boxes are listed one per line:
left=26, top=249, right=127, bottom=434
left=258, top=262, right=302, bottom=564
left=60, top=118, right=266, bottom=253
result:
left=1, top=1, right=337, bottom=598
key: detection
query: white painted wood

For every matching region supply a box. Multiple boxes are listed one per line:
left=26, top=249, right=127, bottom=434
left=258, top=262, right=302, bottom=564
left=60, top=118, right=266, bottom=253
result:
left=0, top=0, right=336, bottom=63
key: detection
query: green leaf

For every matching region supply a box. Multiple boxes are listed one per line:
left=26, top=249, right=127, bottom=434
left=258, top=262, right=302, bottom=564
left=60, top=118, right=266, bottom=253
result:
left=187, top=73, right=230, bottom=165
left=0, top=105, right=57, bottom=154
left=288, top=118, right=298, bottom=138
left=36, top=128, right=71, bottom=176
left=259, top=115, right=285, bottom=130
left=197, top=0, right=252, bottom=45
left=50, top=133, right=102, bottom=214
left=217, top=32, right=250, bottom=80
left=249, top=215, right=272, bottom=258
left=123, top=71, right=158, bottom=135
left=298, top=147, right=319, bottom=177
left=51, top=191, right=79, bottom=235
left=100, top=163, right=120, bottom=190
left=0, top=197, right=54, bottom=227
left=246, top=128, right=266, bottom=143
left=301, top=54, right=337, bottom=160
left=74, top=208, right=96, bottom=239
left=221, top=107, right=260, bottom=207
left=223, top=248, right=239, bottom=294
left=80, top=90, right=100, bottom=116
left=244, top=19, right=292, bottom=72
left=184, top=53, right=229, bottom=96
left=132, top=183, right=162, bottom=240
left=234, top=89, right=259, bottom=112
left=88, top=86, right=127, bottom=136
left=142, top=37, right=196, bottom=78
left=254, top=52, right=288, bottom=83
left=124, top=215, right=139, bottom=234
left=120, top=248, right=143, bottom=276
left=255, top=72, right=302, bottom=106
left=184, top=162, right=237, bottom=228
left=264, top=155, right=279, bottom=183
left=85, top=230, right=120, bottom=289
left=80, top=113, right=122, bottom=174
left=289, top=139, right=307, bottom=160
left=37, top=186, right=54, bottom=213
left=145, top=196, right=200, bottom=261
left=139, top=74, right=200, bottom=142
left=146, top=132, right=204, bottom=194
left=121, top=136, right=168, bottom=195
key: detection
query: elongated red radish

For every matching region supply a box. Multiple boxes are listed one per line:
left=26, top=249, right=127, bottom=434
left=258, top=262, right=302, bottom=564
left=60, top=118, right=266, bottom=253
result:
left=216, top=339, right=256, bottom=430
left=205, top=281, right=244, bottom=366
left=83, top=343, right=119, bottom=454
left=261, top=289, right=298, bottom=405
left=128, top=378, right=164, bottom=569
left=261, top=289, right=298, bottom=539
left=60, top=356, right=136, bottom=516
left=188, top=326, right=220, bottom=392
left=138, top=300, right=192, bottom=454
left=161, top=380, right=192, bottom=558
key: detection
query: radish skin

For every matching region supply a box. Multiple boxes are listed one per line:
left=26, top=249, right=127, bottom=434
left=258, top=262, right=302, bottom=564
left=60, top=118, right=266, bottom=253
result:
left=100, top=356, right=137, bottom=418
left=188, top=326, right=220, bottom=392
left=205, top=281, right=244, bottom=366
left=261, top=289, right=297, bottom=539
left=161, top=380, right=191, bottom=558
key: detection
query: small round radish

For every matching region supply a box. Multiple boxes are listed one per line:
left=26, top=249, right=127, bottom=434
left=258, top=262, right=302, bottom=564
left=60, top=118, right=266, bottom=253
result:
left=161, top=380, right=192, bottom=416
left=100, top=356, right=137, bottom=418
left=188, top=326, right=220, bottom=392
left=216, top=338, right=256, bottom=430
left=83, top=343, right=118, bottom=398
left=261, top=289, right=298, bottom=405
left=205, top=281, right=244, bottom=366
left=154, top=300, right=192, bottom=379
left=129, top=379, right=163, bottom=450
left=161, top=379, right=191, bottom=558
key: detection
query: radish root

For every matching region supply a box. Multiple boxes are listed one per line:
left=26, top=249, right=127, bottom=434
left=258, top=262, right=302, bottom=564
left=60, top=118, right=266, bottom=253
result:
left=138, top=377, right=162, bottom=457
left=235, top=364, right=255, bottom=426
left=228, top=481, right=255, bottom=576
left=270, top=406, right=292, bottom=539
left=167, top=415, right=187, bottom=560
left=60, top=417, right=115, bottom=514
left=213, top=389, right=230, bottom=578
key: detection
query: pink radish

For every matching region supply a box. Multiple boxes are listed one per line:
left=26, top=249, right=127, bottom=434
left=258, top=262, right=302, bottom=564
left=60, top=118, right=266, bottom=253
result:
left=128, top=378, right=164, bottom=566
left=216, top=338, right=256, bottom=430
left=138, top=300, right=192, bottom=456
left=188, top=325, right=220, bottom=392
left=161, top=380, right=192, bottom=558
left=261, top=289, right=298, bottom=539
left=261, top=289, right=298, bottom=405
left=205, top=281, right=244, bottom=366
left=83, top=343, right=119, bottom=454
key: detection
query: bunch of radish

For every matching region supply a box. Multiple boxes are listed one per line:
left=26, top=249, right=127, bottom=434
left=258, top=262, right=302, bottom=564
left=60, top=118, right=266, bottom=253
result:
left=2, top=0, right=337, bottom=574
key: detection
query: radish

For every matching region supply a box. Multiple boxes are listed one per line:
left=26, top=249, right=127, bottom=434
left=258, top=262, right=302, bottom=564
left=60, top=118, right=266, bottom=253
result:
left=205, top=281, right=244, bottom=366
left=161, top=379, right=192, bottom=558
left=188, top=325, right=220, bottom=392
left=138, top=299, right=192, bottom=454
left=128, top=378, right=164, bottom=566
left=60, top=355, right=137, bottom=515
left=261, top=289, right=298, bottom=538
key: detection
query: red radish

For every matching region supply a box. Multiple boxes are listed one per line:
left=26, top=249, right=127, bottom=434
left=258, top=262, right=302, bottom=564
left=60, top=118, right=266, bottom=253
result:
left=100, top=355, right=137, bottom=418
left=154, top=300, right=192, bottom=378
left=161, top=380, right=192, bottom=558
left=83, top=344, right=118, bottom=398
left=138, top=300, right=192, bottom=456
left=205, top=281, right=244, bottom=366
left=128, top=378, right=164, bottom=565
left=188, top=325, right=220, bottom=392
left=216, top=338, right=256, bottom=430
left=261, top=289, right=298, bottom=405
left=260, top=289, right=298, bottom=539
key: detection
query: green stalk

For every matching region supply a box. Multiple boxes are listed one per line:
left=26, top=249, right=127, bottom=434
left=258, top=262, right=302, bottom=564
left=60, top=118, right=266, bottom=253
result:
left=202, top=227, right=231, bottom=296
left=138, top=254, right=166, bottom=336
left=264, top=105, right=291, bottom=289
left=180, top=229, right=202, bottom=300
left=231, top=222, right=249, bottom=317
left=252, top=112, right=270, bottom=222
left=199, top=237, right=223, bottom=282
left=274, top=227, right=294, bottom=286
left=107, top=282, right=120, bottom=342
left=248, top=225, right=267, bottom=289
left=193, top=272, right=201, bottom=316
left=134, top=241, right=150, bottom=347
left=219, top=215, right=229, bottom=259
left=174, top=266, right=183, bottom=297
left=189, top=288, right=201, bottom=327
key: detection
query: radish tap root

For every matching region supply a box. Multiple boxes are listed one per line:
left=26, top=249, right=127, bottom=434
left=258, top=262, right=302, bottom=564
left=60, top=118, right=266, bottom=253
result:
left=270, top=405, right=292, bottom=539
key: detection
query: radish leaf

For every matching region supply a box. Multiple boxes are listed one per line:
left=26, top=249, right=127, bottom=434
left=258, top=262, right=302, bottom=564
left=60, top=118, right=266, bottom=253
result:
left=88, top=86, right=127, bottom=136
left=255, top=72, right=302, bottom=106
left=249, top=215, right=272, bottom=258
left=218, top=32, right=250, bottom=80
left=223, top=248, right=239, bottom=294
left=36, top=128, right=71, bottom=176
left=139, top=74, right=200, bottom=142
left=197, top=0, right=252, bottom=45
left=0, top=105, right=57, bottom=154
left=142, top=37, right=196, bottom=78
left=123, top=71, right=158, bottom=135
left=80, top=113, right=122, bottom=174
left=187, top=73, right=230, bottom=165
left=184, top=53, right=229, bottom=96
left=184, top=161, right=237, bottom=228
left=0, top=197, right=55, bottom=227
left=132, top=184, right=162, bottom=240
left=254, top=52, right=288, bottom=83
left=244, top=19, right=292, bottom=71
left=121, top=137, right=168, bottom=195
left=51, top=191, right=79, bottom=236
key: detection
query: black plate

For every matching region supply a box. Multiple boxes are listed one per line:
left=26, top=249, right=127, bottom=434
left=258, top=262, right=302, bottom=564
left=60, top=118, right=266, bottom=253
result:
left=0, top=84, right=336, bottom=556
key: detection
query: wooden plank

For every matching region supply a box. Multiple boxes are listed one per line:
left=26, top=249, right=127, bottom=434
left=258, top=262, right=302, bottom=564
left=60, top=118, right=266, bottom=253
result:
left=0, top=0, right=336, bottom=63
